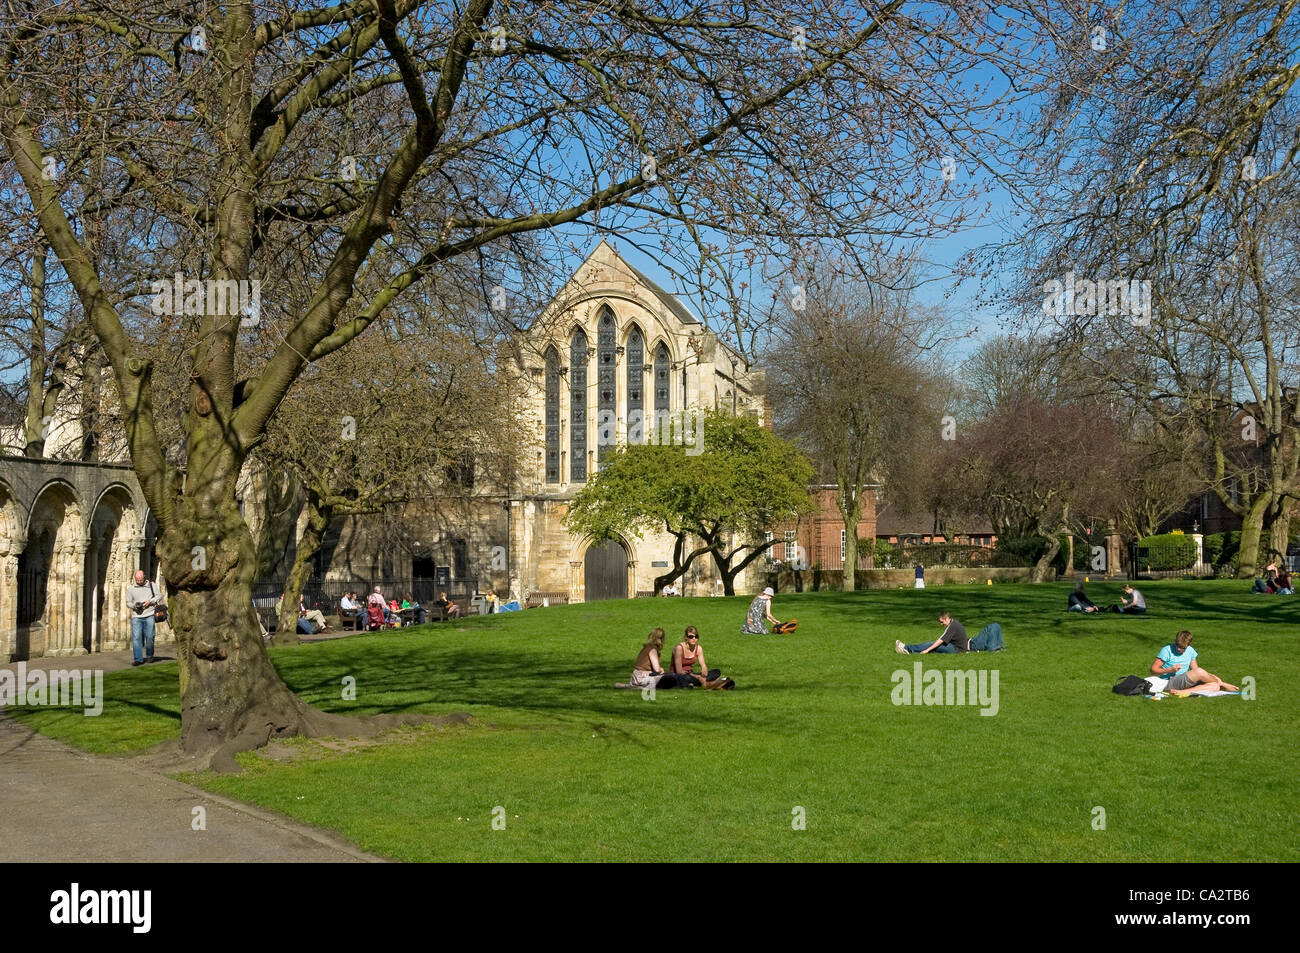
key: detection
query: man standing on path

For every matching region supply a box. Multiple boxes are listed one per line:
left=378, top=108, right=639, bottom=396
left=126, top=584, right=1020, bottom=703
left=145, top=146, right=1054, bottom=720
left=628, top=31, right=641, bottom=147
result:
left=125, top=569, right=159, bottom=666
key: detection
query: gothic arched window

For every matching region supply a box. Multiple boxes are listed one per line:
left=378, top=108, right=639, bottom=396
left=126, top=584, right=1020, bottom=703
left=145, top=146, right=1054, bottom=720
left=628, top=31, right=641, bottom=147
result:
left=626, top=325, right=644, bottom=444
left=597, top=308, right=617, bottom=465
left=544, top=346, right=560, bottom=483
left=570, top=328, right=588, bottom=482
left=653, top=343, right=671, bottom=437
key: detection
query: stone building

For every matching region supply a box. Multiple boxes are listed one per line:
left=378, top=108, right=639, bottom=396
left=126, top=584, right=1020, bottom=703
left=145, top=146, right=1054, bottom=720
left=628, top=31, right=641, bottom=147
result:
left=311, top=241, right=770, bottom=602
left=0, top=457, right=164, bottom=660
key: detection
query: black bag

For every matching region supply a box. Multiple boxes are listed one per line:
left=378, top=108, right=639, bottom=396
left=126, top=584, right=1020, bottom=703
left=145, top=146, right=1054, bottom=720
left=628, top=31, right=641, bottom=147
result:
left=150, top=582, right=168, bottom=624
left=1112, top=675, right=1150, bottom=696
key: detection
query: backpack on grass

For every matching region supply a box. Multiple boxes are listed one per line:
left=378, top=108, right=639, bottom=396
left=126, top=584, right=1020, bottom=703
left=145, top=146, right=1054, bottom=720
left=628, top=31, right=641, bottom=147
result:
left=773, top=619, right=798, bottom=634
left=1112, top=675, right=1151, bottom=696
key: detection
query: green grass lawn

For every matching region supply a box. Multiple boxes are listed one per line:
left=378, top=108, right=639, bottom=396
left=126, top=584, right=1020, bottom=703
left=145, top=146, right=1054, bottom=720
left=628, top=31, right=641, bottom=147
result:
left=10, top=579, right=1298, bottom=861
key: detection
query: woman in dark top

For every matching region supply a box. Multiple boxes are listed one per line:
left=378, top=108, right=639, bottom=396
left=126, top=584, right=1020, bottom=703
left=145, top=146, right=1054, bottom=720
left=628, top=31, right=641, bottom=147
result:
left=1067, top=583, right=1100, bottom=613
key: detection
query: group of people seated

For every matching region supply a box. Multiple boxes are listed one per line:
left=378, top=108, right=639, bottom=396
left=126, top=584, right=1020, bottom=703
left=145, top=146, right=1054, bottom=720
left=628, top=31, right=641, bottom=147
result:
left=1067, top=583, right=1146, bottom=614
left=616, top=626, right=735, bottom=690
left=1251, top=563, right=1293, bottom=594
left=338, top=587, right=427, bottom=630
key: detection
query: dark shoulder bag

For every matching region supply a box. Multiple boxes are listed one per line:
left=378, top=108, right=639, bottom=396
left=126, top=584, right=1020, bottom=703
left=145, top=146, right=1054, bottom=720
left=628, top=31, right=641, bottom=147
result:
left=151, top=582, right=169, bottom=624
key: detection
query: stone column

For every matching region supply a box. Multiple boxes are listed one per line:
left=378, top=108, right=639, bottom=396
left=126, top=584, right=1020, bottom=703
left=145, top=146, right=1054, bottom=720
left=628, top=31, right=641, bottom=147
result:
left=48, top=538, right=89, bottom=656
left=104, top=538, right=142, bottom=651
left=1191, top=533, right=1205, bottom=574
left=0, top=543, right=19, bottom=660
left=1106, top=534, right=1124, bottom=578
left=570, top=560, right=582, bottom=603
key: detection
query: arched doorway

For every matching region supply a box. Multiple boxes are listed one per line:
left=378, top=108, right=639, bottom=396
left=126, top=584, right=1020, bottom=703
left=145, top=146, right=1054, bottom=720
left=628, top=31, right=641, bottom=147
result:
left=19, top=481, right=83, bottom=658
left=86, top=486, right=140, bottom=654
left=584, top=538, right=628, bottom=601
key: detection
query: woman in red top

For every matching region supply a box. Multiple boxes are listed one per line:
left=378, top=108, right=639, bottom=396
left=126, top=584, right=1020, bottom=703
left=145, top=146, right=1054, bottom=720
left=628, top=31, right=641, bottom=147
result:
left=671, top=626, right=733, bottom=689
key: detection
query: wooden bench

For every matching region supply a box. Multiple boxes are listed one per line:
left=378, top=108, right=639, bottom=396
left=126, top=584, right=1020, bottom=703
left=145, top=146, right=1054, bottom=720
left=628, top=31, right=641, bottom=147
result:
left=524, top=591, right=569, bottom=608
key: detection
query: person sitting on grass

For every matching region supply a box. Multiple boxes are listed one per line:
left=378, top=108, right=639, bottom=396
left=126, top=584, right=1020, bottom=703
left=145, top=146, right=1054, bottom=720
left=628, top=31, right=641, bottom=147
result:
left=1067, top=582, right=1100, bottom=613
left=1274, top=567, right=1294, bottom=594
left=615, top=627, right=668, bottom=690
left=1107, top=584, right=1146, bottom=614
left=670, top=626, right=733, bottom=689
left=741, top=587, right=778, bottom=634
left=896, top=611, right=969, bottom=654
left=1251, top=564, right=1277, bottom=594
left=1151, top=630, right=1239, bottom=696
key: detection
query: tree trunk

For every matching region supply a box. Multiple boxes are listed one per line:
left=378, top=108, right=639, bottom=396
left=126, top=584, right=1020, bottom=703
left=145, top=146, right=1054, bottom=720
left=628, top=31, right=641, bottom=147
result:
left=1236, top=494, right=1270, bottom=578
left=1031, top=533, right=1061, bottom=582
left=22, top=244, right=52, bottom=456
left=653, top=530, right=710, bottom=594
left=1063, top=534, right=1075, bottom=577
left=273, top=501, right=330, bottom=644
left=836, top=482, right=862, bottom=592
left=251, top=469, right=305, bottom=581
left=1266, top=504, right=1291, bottom=567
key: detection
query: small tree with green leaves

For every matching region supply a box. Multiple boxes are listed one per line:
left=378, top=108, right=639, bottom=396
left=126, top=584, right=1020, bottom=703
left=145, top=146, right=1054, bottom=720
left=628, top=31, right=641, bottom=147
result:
left=566, top=412, right=812, bottom=596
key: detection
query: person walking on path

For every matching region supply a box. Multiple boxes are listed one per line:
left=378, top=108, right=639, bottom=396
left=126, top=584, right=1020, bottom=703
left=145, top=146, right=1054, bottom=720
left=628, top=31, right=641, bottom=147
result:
left=125, top=570, right=160, bottom=666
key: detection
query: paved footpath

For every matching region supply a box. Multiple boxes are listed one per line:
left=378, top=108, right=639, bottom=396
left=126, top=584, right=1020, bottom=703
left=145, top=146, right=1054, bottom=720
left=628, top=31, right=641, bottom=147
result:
left=0, top=641, right=384, bottom=863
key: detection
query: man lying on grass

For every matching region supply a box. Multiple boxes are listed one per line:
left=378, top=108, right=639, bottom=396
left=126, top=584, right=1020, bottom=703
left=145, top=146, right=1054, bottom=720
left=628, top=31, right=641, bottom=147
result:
left=1152, top=630, right=1239, bottom=696
left=896, top=612, right=969, bottom=654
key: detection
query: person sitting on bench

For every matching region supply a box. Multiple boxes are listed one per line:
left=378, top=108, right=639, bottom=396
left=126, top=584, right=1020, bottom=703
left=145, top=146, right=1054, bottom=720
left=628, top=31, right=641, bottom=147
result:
left=1068, top=582, right=1100, bottom=613
left=1151, top=630, right=1239, bottom=696
left=435, top=591, right=462, bottom=619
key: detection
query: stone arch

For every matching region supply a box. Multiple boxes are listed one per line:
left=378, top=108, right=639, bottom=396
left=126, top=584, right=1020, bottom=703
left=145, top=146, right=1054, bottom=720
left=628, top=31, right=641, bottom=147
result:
left=568, top=533, right=634, bottom=603
left=85, top=483, right=142, bottom=653
left=18, top=480, right=86, bottom=658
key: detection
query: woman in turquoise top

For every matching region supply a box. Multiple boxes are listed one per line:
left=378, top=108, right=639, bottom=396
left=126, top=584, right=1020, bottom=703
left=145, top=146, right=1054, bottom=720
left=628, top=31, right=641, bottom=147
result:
left=1151, top=630, right=1239, bottom=696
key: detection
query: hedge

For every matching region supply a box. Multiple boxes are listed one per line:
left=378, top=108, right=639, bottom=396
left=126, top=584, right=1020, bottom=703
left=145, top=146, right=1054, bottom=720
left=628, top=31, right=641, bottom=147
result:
left=1137, top=533, right=1198, bottom=570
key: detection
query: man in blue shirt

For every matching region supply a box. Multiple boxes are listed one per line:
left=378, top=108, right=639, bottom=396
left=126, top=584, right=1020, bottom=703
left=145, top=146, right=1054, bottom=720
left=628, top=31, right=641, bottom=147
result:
left=1152, top=630, right=1239, bottom=696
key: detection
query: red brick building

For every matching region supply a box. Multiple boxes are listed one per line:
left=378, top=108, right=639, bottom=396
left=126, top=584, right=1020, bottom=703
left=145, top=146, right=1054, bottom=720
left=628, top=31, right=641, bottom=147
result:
left=768, top=486, right=878, bottom=570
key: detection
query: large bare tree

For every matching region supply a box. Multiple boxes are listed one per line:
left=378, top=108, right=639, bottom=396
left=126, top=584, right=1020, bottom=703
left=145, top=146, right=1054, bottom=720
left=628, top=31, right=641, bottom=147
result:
left=998, top=0, right=1300, bottom=576
left=766, top=264, right=949, bottom=589
left=1, top=0, right=1054, bottom=763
